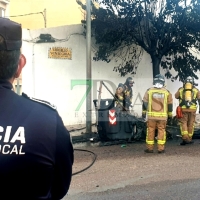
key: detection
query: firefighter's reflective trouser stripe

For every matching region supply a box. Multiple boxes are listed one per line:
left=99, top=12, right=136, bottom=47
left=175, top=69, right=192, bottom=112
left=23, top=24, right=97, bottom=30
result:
left=179, top=111, right=196, bottom=142
left=146, top=119, right=167, bottom=151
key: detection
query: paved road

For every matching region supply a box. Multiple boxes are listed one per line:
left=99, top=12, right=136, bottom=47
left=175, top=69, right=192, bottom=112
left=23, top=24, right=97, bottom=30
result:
left=63, top=139, right=200, bottom=200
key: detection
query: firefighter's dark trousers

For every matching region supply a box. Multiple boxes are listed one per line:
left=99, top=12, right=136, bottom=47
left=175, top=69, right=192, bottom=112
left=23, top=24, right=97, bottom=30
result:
left=146, top=119, right=167, bottom=151
left=179, top=111, right=196, bottom=142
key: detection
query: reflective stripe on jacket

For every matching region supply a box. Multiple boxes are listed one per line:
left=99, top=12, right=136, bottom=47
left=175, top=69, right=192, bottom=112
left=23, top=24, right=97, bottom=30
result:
left=142, top=87, right=173, bottom=120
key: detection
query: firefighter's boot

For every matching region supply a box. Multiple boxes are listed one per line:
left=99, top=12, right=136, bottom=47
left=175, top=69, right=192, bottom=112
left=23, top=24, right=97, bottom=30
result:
left=144, top=149, right=153, bottom=153
left=144, top=144, right=154, bottom=153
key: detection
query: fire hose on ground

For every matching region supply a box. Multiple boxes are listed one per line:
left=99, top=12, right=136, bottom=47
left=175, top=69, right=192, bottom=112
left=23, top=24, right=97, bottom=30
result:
left=72, top=148, right=97, bottom=176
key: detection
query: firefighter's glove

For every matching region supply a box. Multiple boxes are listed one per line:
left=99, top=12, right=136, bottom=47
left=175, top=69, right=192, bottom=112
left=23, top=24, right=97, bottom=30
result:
left=167, top=117, right=173, bottom=125
left=126, top=102, right=133, bottom=108
left=142, top=113, right=146, bottom=119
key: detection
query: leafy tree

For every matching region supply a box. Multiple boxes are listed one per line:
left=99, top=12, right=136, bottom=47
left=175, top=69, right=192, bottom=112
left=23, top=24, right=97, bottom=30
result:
left=77, top=0, right=200, bottom=81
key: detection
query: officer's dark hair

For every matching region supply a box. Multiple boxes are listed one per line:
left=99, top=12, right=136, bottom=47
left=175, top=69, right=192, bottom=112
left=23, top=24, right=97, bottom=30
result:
left=0, top=35, right=21, bottom=80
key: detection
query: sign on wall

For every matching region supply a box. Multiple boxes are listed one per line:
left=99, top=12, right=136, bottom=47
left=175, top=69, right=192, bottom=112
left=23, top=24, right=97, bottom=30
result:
left=48, top=47, right=72, bottom=59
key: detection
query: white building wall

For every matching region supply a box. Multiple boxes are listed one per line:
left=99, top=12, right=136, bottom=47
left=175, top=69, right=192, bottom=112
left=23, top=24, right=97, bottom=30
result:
left=21, top=24, right=199, bottom=126
left=0, top=0, right=9, bottom=17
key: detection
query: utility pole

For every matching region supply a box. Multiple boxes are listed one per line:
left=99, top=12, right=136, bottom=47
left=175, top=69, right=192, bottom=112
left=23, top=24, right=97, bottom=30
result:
left=86, top=0, right=92, bottom=134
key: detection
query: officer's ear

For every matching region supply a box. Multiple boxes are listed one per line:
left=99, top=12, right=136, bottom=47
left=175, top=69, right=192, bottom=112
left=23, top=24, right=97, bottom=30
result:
left=15, top=54, right=26, bottom=78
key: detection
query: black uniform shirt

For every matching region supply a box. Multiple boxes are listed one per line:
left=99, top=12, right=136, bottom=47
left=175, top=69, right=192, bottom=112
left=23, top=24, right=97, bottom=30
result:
left=0, top=80, right=74, bottom=200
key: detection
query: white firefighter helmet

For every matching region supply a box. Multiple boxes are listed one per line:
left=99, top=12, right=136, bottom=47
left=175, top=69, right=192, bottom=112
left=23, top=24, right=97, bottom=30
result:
left=185, top=76, right=194, bottom=84
left=153, top=74, right=165, bottom=88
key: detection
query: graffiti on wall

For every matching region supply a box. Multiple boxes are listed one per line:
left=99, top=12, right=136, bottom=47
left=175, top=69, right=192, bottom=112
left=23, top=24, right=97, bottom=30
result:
left=48, top=47, right=72, bottom=59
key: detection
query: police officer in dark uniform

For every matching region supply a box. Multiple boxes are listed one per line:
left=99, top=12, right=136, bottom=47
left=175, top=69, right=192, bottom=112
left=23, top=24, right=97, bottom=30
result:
left=0, top=18, right=74, bottom=199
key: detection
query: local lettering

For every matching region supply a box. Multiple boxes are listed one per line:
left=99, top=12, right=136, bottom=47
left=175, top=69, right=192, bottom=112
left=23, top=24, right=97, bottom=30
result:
left=0, top=126, right=25, bottom=155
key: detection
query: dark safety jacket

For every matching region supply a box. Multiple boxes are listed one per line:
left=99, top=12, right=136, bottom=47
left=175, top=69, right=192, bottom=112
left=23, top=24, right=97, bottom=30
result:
left=175, top=86, right=200, bottom=112
left=0, top=80, right=74, bottom=200
left=115, top=83, right=133, bottom=110
left=142, top=87, right=173, bottom=120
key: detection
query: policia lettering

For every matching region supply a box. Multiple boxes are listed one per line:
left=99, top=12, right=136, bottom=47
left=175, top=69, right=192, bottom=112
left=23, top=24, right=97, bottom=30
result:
left=0, top=126, right=25, bottom=155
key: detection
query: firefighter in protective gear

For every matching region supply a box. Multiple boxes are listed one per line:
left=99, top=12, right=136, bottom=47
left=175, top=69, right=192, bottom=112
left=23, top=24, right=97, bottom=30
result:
left=142, top=74, right=173, bottom=153
left=175, top=76, right=200, bottom=145
left=115, top=77, right=134, bottom=111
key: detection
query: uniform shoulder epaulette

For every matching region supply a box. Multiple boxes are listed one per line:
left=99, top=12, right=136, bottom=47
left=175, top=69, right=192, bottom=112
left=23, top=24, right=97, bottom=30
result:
left=22, top=92, right=57, bottom=110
